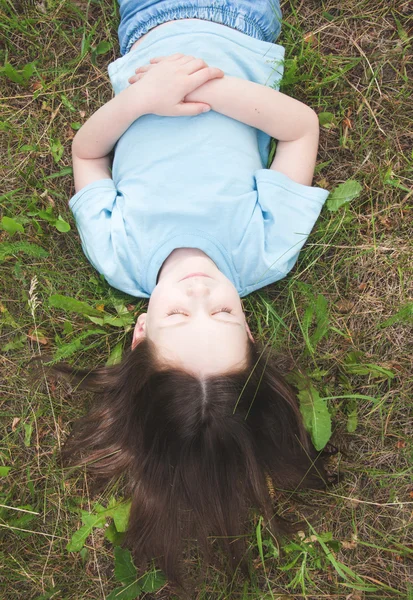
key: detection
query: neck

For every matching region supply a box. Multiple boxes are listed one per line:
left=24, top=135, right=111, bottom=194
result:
left=157, top=248, right=217, bottom=283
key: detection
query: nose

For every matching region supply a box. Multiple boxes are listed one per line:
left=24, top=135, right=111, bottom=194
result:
left=185, top=279, right=211, bottom=297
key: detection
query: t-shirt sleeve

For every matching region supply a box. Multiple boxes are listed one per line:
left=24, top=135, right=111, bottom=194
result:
left=69, top=179, right=149, bottom=297
left=69, top=179, right=119, bottom=278
left=254, top=168, right=329, bottom=280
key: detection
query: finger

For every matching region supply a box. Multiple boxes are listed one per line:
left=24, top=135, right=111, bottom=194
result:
left=188, top=67, right=225, bottom=88
left=149, top=53, right=185, bottom=63
left=134, top=64, right=151, bottom=73
left=177, top=55, right=195, bottom=64
left=176, top=102, right=211, bottom=117
left=181, top=58, right=208, bottom=74
left=128, top=73, right=144, bottom=84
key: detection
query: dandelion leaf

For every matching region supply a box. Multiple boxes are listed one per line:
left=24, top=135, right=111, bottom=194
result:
left=326, top=180, right=362, bottom=212
left=298, top=385, right=332, bottom=450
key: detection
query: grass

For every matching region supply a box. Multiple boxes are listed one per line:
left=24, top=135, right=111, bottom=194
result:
left=0, top=0, right=412, bottom=598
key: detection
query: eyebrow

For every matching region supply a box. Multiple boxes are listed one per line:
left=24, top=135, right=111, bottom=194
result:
left=159, top=320, right=244, bottom=330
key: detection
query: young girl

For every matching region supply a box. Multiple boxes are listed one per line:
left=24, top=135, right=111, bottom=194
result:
left=62, top=0, right=337, bottom=592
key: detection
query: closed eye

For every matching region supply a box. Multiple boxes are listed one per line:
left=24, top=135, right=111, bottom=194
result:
left=214, top=307, right=232, bottom=314
left=166, top=307, right=233, bottom=316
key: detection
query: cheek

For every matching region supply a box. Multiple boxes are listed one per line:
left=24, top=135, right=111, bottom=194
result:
left=147, top=284, right=173, bottom=317
left=148, top=283, right=164, bottom=306
left=230, top=290, right=244, bottom=309
left=147, top=296, right=162, bottom=320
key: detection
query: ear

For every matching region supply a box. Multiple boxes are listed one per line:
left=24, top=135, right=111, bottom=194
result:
left=132, top=313, right=147, bottom=349
left=245, top=321, right=255, bottom=343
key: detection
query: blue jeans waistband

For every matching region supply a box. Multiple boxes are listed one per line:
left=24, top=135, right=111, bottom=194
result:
left=117, top=1, right=282, bottom=54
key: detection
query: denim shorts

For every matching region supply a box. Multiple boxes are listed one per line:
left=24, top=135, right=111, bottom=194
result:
left=117, top=0, right=282, bottom=55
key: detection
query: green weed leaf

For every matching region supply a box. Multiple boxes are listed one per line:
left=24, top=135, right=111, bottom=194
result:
left=30, top=207, right=71, bottom=232
left=63, top=321, right=73, bottom=334
left=104, top=499, right=130, bottom=543
left=91, top=41, right=112, bottom=65
left=112, top=500, right=130, bottom=533
left=0, top=61, right=35, bottom=85
left=95, top=41, right=112, bottom=55
left=282, top=57, right=299, bottom=86
left=0, top=62, right=25, bottom=84
left=0, top=241, right=48, bottom=262
left=326, top=180, right=362, bottom=212
left=114, top=547, right=137, bottom=585
left=87, top=316, right=104, bottom=326
left=3, top=334, right=26, bottom=352
left=44, top=166, right=73, bottom=179
left=53, top=329, right=106, bottom=361
left=298, top=385, right=332, bottom=450
left=0, top=466, right=11, bottom=477
left=293, top=284, right=330, bottom=354
left=22, top=62, right=36, bottom=80
left=141, top=570, right=166, bottom=593
left=24, top=422, right=33, bottom=447
left=344, top=363, right=395, bottom=379
left=106, top=342, right=124, bottom=366
left=54, top=216, right=71, bottom=233
left=311, top=293, right=329, bottom=347
left=67, top=512, right=106, bottom=552
left=103, top=315, right=130, bottom=327
left=314, top=159, right=332, bottom=174
left=346, top=398, right=358, bottom=433
left=49, top=295, right=103, bottom=317
left=347, top=408, right=358, bottom=433
left=89, top=313, right=134, bottom=328
left=68, top=499, right=132, bottom=552
left=255, top=516, right=265, bottom=565
left=5, top=508, right=38, bottom=537
left=380, top=303, right=413, bottom=328
left=1, top=216, right=24, bottom=235
left=21, top=144, right=39, bottom=152
left=392, top=13, right=409, bottom=43
left=318, top=112, right=335, bottom=128
left=106, top=547, right=141, bottom=600
left=309, top=524, right=378, bottom=591
left=60, top=94, right=76, bottom=112
left=50, top=139, right=64, bottom=163
left=36, top=209, right=55, bottom=223
left=105, top=522, right=124, bottom=546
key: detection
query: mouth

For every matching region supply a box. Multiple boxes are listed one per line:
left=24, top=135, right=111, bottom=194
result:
left=179, top=273, right=212, bottom=281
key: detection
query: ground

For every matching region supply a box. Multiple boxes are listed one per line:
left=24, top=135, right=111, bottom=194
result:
left=0, top=0, right=412, bottom=598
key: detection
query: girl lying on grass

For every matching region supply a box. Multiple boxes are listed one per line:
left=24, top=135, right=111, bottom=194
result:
left=60, top=0, right=337, bottom=592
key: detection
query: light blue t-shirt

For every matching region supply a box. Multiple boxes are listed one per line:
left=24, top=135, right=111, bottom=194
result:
left=69, top=20, right=329, bottom=299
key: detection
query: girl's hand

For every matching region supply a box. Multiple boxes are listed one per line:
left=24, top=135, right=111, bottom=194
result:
left=127, top=53, right=224, bottom=116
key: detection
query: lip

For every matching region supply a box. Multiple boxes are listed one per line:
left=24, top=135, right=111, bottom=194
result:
left=179, top=273, right=212, bottom=281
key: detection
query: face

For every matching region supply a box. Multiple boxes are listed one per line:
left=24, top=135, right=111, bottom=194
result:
left=132, top=253, right=254, bottom=376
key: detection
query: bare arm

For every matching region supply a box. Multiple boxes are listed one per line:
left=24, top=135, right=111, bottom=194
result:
left=71, top=85, right=148, bottom=193
left=71, top=56, right=224, bottom=194
left=184, top=76, right=320, bottom=185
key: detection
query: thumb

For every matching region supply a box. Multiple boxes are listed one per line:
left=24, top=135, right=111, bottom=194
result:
left=176, top=102, right=211, bottom=116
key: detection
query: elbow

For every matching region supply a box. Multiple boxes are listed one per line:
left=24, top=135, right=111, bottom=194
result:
left=72, top=126, right=90, bottom=159
left=72, top=133, right=91, bottom=161
left=306, top=108, right=320, bottom=135
left=72, top=134, right=81, bottom=159
left=303, top=108, right=320, bottom=146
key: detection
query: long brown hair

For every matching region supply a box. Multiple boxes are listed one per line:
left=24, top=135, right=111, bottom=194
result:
left=56, top=338, right=336, bottom=591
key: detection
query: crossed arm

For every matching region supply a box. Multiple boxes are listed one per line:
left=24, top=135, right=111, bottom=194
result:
left=72, top=72, right=320, bottom=194
left=184, top=77, right=320, bottom=185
